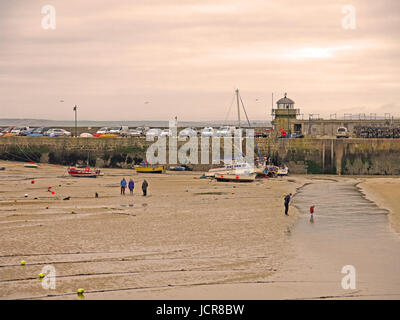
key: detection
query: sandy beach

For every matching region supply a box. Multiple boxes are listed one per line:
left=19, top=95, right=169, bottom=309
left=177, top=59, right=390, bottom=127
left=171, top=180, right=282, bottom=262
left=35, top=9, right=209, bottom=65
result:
left=0, top=161, right=303, bottom=299
left=359, top=177, right=400, bottom=235
left=2, top=161, right=400, bottom=300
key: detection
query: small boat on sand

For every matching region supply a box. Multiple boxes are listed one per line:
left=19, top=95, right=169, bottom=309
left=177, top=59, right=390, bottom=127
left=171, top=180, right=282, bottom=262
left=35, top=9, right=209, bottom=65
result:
left=169, top=164, right=193, bottom=171
left=24, top=162, right=40, bottom=168
left=134, top=165, right=165, bottom=174
left=68, top=167, right=101, bottom=177
left=214, top=173, right=256, bottom=182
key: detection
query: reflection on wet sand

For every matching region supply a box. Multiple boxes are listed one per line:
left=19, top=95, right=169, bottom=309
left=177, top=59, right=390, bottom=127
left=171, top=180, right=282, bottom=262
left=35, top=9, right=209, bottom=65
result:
left=1, top=161, right=399, bottom=300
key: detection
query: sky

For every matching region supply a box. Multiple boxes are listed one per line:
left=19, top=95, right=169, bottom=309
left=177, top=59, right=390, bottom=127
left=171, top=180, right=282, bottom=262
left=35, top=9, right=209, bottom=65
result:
left=0, top=0, right=399, bottom=122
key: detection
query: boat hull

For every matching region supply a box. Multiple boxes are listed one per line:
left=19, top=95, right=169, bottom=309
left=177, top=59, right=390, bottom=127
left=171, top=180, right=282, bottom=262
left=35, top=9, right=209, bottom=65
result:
left=169, top=166, right=185, bottom=171
left=214, top=173, right=256, bottom=182
left=135, top=166, right=165, bottom=173
left=68, top=173, right=99, bottom=178
left=24, top=163, right=39, bottom=168
left=68, top=168, right=101, bottom=178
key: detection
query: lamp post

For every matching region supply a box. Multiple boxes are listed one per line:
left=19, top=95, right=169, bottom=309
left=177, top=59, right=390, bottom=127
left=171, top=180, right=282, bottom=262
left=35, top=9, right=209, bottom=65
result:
left=73, top=105, right=78, bottom=137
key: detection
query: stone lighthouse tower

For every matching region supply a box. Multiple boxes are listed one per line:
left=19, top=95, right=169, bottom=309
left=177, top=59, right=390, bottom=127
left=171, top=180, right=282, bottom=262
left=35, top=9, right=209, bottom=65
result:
left=271, top=93, right=300, bottom=133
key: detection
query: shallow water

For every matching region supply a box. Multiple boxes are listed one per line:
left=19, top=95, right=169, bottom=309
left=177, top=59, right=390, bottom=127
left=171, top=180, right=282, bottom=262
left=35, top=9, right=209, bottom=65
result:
left=283, top=179, right=400, bottom=299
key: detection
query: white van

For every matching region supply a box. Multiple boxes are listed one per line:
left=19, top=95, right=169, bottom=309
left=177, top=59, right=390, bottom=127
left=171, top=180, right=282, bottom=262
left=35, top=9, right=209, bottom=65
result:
left=336, top=127, right=350, bottom=138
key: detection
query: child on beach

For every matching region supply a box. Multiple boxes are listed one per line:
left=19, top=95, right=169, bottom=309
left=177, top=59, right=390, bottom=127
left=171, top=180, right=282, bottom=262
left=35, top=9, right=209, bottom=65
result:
left=310, top=205, right=315, bottom=223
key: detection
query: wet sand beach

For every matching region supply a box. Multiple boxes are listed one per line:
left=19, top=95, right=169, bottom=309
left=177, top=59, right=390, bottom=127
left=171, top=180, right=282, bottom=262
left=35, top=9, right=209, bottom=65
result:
left=128, top=177, right=400, bottom=300
left=0, top=161, right=302, bottom=299
left=359, top=177, right=400, bottom=235
left=1, top=162, right=400, bottom=300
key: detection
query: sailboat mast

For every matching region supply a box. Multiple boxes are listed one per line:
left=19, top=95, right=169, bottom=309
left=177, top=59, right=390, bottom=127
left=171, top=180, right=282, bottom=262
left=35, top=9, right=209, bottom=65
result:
left=236, top=89, right=241, bottom=129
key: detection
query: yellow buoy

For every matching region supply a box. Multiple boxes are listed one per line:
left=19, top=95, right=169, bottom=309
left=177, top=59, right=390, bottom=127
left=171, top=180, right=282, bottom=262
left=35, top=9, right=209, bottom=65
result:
left=77, top=288, right=85, bottom=294
left=20, top=260, right=26, bottom=266
left=39, top=273, right=45, bottom=278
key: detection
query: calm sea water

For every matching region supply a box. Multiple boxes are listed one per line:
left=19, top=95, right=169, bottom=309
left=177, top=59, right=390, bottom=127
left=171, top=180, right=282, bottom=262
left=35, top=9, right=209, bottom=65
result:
left=274, top=179, right=400, bottom=299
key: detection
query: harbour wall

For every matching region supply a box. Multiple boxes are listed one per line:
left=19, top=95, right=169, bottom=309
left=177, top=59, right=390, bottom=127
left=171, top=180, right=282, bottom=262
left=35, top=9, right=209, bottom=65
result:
left=1, top=137, right=400, bottom=175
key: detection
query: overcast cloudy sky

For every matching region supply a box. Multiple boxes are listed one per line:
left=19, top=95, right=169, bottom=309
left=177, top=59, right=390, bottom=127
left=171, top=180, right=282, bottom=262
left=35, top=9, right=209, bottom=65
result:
left=0, top=0, right=399, bottom=121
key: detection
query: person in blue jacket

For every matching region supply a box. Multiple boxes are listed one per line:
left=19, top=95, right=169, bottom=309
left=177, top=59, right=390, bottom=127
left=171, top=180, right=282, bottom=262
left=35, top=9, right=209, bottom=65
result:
left=128, top=179, right=134, bottom=195
left=120, top=178, right=127, bottom=195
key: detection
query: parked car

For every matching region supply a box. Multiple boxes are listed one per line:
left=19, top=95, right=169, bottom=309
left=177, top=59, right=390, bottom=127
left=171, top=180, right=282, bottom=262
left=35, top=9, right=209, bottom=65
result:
left=21, top=128, right=36, bottom=136
left=128, top=129, right=143, bottom=137
left=1, top=126, right=15, bottom=134
left=136, top=127, right=149, bottom=135
left=108, top=126, right=129, bottom=136
left=93, top=127, right=110, bottom=137
left=179, top=127, right=198, bottom=138
left=336, top=127, right=350, bottom=138
left=27, top=127, right=51, bottom=137
left=201, top=127, right=214, bottom=137
left=96, top=127, right=110, bottom=134
left=11, top=126, right=30, bottom=136
left=145, top=128, right=162, bottom=138
left=45, top=128, right=72, bottom=137
left=216, top=126, right=235, bottom=137
left=160, top=129, right=173, bottom=137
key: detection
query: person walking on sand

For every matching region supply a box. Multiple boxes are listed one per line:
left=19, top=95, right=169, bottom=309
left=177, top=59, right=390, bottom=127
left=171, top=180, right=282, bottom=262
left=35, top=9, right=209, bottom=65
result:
left=120, top=178, right=127, bottom=195
left=310, top=205, right=315, bottom=223
left=284, top=193, right=292, bottom=216
left=142, top=179, right=148, bottom=196
left=128, top=179, right=134, bottom=195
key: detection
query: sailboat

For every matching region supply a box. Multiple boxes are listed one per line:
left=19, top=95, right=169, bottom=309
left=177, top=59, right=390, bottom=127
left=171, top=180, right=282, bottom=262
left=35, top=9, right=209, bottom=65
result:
left=206, top=89, right=264, bottom=181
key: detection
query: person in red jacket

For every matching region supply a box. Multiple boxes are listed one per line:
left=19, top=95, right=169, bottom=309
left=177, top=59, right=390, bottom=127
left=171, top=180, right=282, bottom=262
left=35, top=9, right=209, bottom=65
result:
left=310, top=205, right=315, bottom=223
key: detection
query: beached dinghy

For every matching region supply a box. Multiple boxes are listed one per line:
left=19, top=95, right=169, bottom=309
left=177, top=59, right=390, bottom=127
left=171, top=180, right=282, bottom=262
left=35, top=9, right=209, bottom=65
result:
left=24, top=162, right=40, bottom=168
left=134, top=165, right=165, bottom=173
left=169, top=164, right=193, bottom=171
left=214, top=173, right=256, bottom=182
left=68, top=167, right=101, bottom=177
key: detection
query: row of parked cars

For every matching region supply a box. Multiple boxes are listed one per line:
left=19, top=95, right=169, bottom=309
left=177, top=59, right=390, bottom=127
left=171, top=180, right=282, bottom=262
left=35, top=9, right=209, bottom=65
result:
left=0, top=126, right=271, bottom=138
left=0, top=127, right=71, bottom=137
left=95, top=126, right=270, bottom=138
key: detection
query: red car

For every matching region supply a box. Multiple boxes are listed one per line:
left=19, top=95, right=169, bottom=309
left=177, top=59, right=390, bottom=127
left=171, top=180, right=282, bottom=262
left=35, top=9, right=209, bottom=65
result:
left=1, top=126, right=15, bottom=134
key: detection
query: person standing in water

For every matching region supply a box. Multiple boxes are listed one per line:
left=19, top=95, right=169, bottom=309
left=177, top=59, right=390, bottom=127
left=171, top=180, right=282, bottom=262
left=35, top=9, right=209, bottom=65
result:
left=128, top=179, right=134, bottom=195
left=310, top=205, right=315, bottom=223
left=120, top=178, right=127, bottom=195
left=284, top=193, right=292, bottom=216
left=142, top=179, right=148, bottom=196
